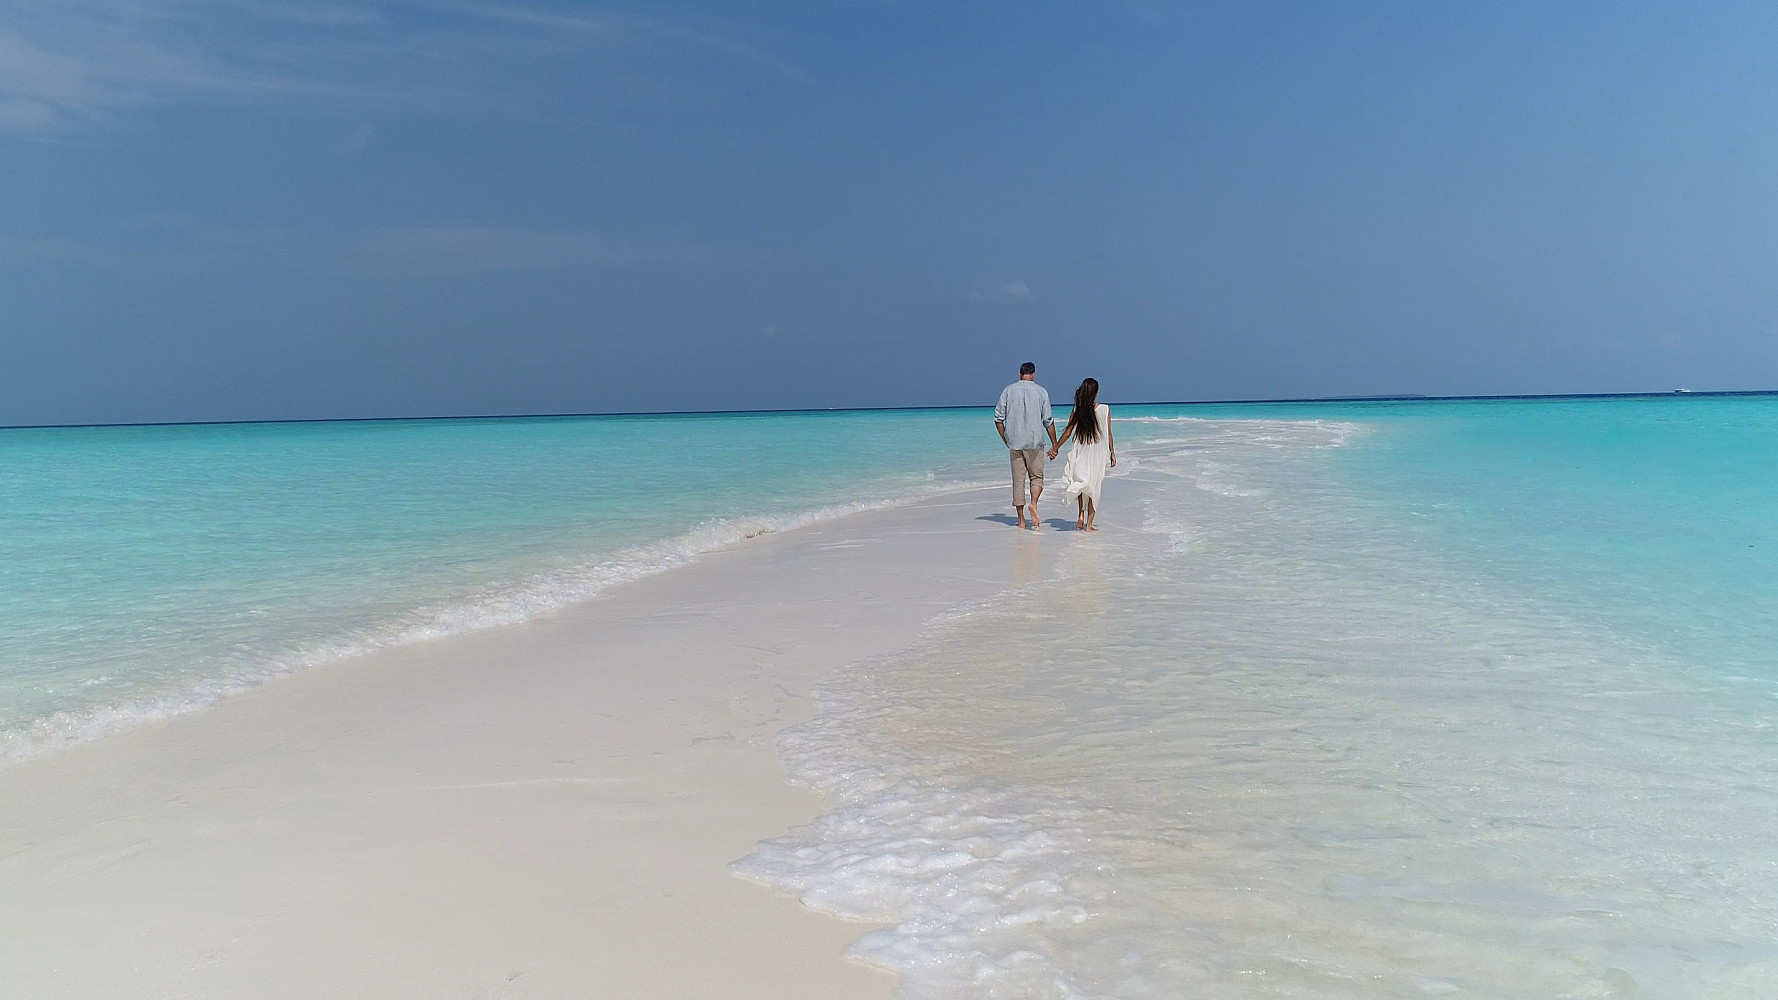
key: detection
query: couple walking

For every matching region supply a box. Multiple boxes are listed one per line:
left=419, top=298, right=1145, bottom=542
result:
left=993, top=362, right=1115, bottom=532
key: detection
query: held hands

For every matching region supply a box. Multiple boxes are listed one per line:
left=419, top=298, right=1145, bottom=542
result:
left=1047, top=447, right=1059, bottom=461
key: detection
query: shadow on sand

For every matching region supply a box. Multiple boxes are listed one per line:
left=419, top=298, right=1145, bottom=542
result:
left=975, top=513, right=1086, bottom=531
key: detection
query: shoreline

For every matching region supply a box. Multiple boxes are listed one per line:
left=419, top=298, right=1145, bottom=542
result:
left=0, top=481, right=1082, bottom=998
left=1, top=476, right=995, bottom=764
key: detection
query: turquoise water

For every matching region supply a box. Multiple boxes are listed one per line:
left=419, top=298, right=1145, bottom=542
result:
left=9, top=395, right=1778, bottom=993
left=0, top=409, right=1008, bottom=756
left=1327, top=396, right=1778, bottom=673
left=7, top=395, right=1775, bottom=760
left=1150, top=393, right=1778, bottom=673
left=739, top=394, right=1778, bottom=999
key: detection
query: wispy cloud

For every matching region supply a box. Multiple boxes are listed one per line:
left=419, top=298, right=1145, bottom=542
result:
left=970, top=279, right=1035, bottom=305
left=0, top=232, right=94, bottom=265
left=352, top=225, right=695, bottom=272
left=8, top=219, right=710, bottom=273
left=420, top=0, right=811, bottom=84
left=0, top=1, right=809, bottom=134
left=0, top=9, right=392, bottom=132
left=0, top=94, right=57, bottom=130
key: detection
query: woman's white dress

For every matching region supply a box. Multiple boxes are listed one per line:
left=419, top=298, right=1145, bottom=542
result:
left=1062, top=403, right=1111, bottom=505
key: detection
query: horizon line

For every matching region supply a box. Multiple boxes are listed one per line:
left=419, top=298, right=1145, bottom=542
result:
left=3, top=388, right=1773, bottom=432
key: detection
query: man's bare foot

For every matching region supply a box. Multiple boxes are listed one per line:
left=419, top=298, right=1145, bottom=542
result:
left=1015, top=506, right=1028, bottom=529
left=1028, top=507, right=1040, bottom=530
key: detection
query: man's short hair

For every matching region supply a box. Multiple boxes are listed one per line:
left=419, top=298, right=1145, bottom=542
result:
left=1019, top=361, right=1036, bottom=376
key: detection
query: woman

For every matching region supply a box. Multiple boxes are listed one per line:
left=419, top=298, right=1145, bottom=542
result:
left=1049, top=377, right=1114, bottom=531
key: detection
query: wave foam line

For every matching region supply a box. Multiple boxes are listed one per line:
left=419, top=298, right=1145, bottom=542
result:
left=0, top=478, right=995, bottom=764
left=1121, top=415, right=1366, bottom=448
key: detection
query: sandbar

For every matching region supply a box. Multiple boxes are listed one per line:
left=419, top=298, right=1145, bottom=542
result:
left=0, top=484, right=1082, bottom=999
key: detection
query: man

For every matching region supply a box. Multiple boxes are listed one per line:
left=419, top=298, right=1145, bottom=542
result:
left=994, top=361, right=1060, bottom=530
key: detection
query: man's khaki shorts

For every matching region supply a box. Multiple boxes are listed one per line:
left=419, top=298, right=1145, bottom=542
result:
left=1010, top=449, right=1046, bottom=505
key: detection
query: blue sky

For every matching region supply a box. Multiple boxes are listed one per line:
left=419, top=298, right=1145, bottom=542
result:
left=4, top=2, right=1778, bottom=423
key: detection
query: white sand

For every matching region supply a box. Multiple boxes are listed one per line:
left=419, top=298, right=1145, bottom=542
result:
left=0, top=486, right=1070, bottom=999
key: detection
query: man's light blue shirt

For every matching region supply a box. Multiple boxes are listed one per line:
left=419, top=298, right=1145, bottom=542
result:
left=995, top=380, right=1054, bottom=451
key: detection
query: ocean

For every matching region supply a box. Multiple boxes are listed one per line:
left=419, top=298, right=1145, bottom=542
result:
left=0, top=409, right=995, bottom=758
left=6, top=397, right=1777, bottom=996
left=736, top=395, right=1778, bottom=999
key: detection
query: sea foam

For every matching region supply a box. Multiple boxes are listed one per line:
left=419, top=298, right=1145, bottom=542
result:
left=1, top=481, right=991, bottom=762
left=738, top=414, right=1778, bottom=999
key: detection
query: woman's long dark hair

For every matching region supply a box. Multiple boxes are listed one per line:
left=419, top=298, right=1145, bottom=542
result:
left=1068, top=377, right=1101, bottom=443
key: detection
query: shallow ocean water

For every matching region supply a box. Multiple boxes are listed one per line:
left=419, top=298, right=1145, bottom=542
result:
left=9, top=396, right=1778, bottom=996
left=738, top=397, right=1778, bottom=999
left=0, top=409, right=1000, bottom=757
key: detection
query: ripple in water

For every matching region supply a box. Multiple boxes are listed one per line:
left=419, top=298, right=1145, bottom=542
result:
left=737, top=416, right=1778, bottom=999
